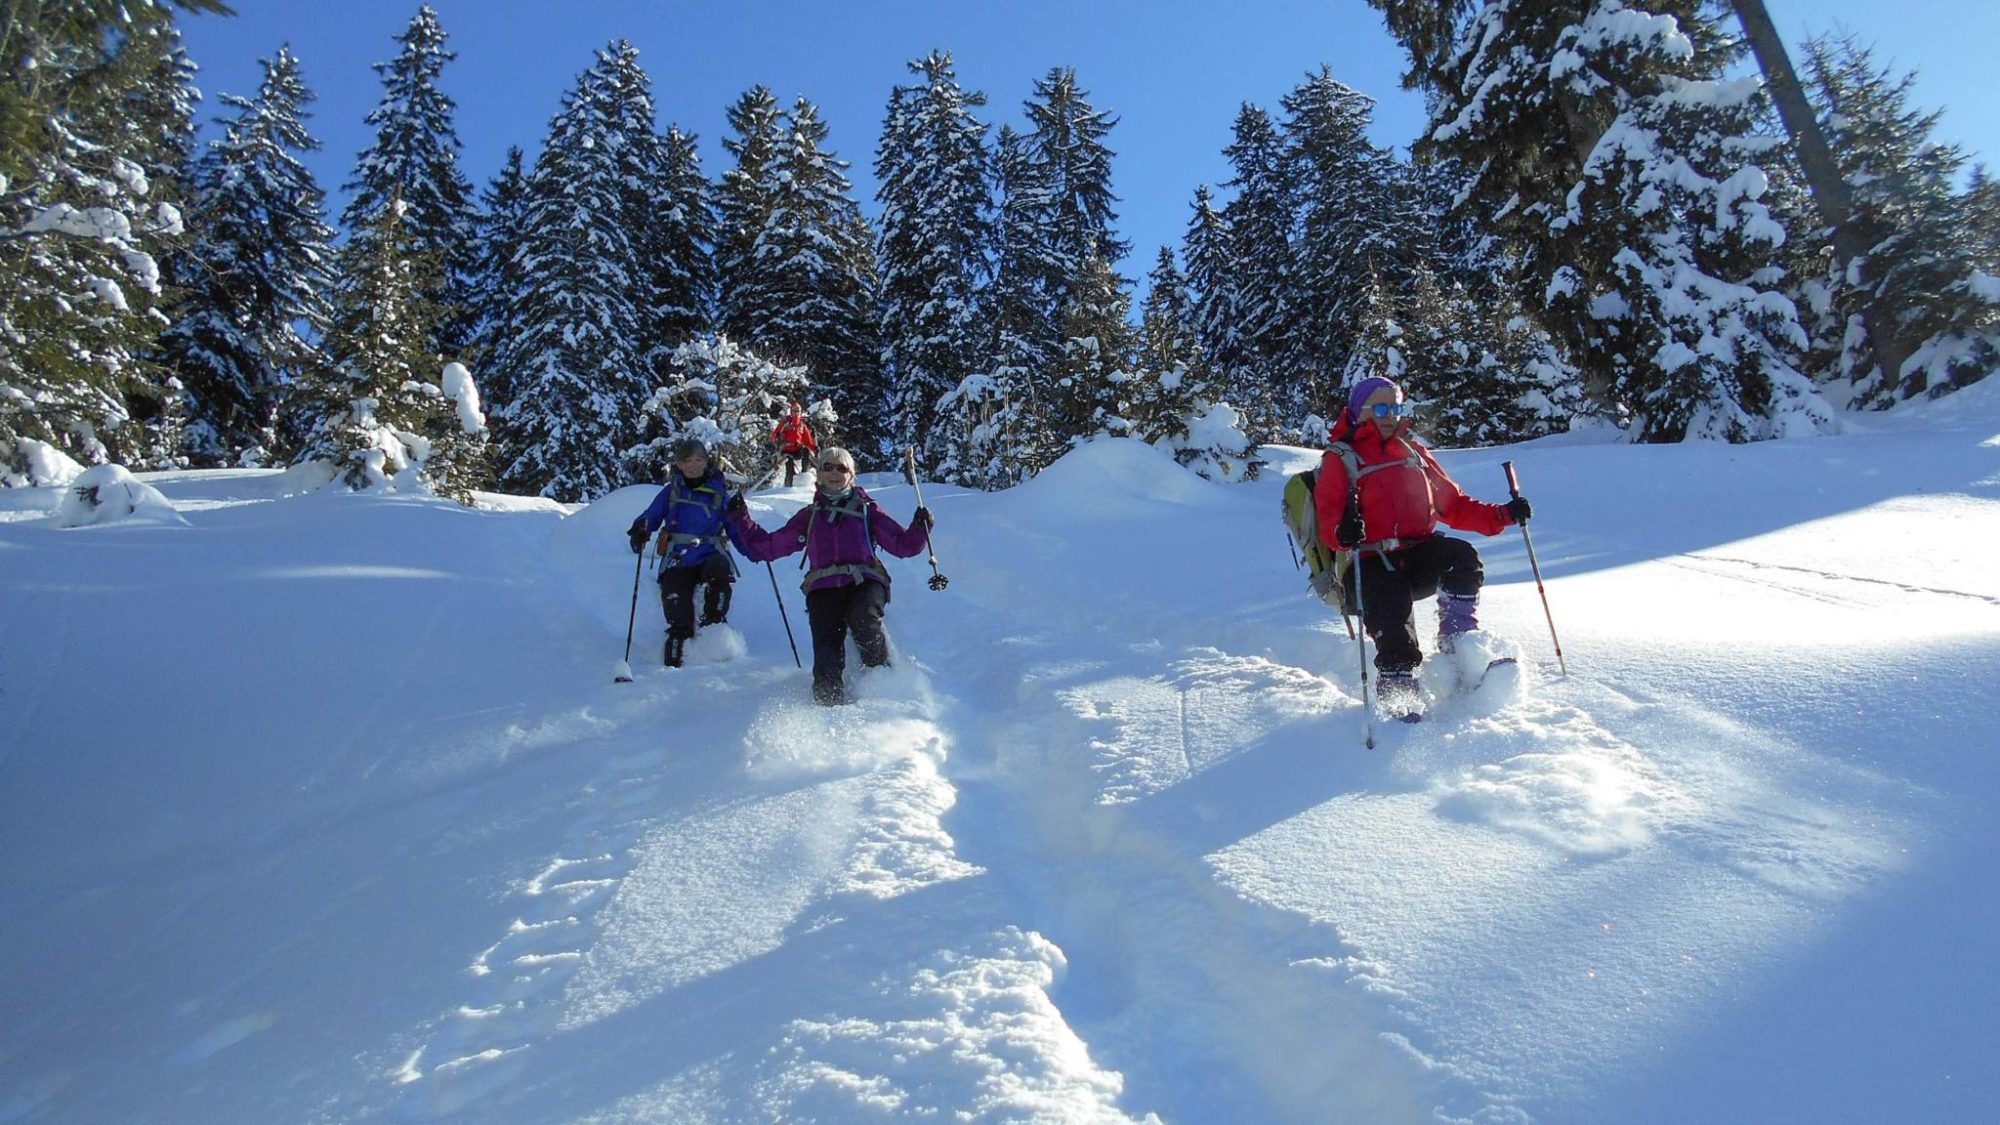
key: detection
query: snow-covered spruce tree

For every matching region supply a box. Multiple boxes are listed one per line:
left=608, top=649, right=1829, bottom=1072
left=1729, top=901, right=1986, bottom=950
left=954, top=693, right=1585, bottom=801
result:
left=0, top=0, right=221, bottom=481
left=341, top=5, right=479, bottom=360
left=1048, top=247, right=1138, bottom=453
left=715, top=85, right=785, bottom=346
left=1799, top=34, right=2000, bottom=406
left=1133, top=245, right=1256, bottom=479
left=643, top=125, right=718, bottom=376
left=291, top=196, right=487, bottom=501
left=1753, top=113, right=1846, bottom=392
left=1965, top=166, right=2000, bottom=275
left=933, top=368, right=1020, bottom=490
left=489, top=51, right=648, bottom=501
left=116, top=18, right=206, bottom=470
left=741, top=96, right=884, bottom=453
left=959, top=124, right=1062, bottom=483
left=875, top=50, right=994, bottom=468
left=1400, top=156, right=1579, bottom=443
left=595, top=44, right=715, bottom=395
left=624, top=334, right=812, bottom=481
left=1016, top=68, right=1129, bottom=313
left=1132, top=245, right=1209, bottom=443
left=1397, top=262, right=1568, bottom=445
left=160, top=48, right=336, bottom=467
left=1379, top=0, right=1832, bottom=441
left=975, top=68, right=1131, bottom=464
left=425, top=360, right=491, bottom=502
left=136, top=376, right=193, bottom=471
left=1285, top=71, right=1446, bottom=434
left=467, top=146, right=528, bottom=412
left=1182, top=184, right=1249, bottom=417
left=1213, top=102, right=1297, bottom=439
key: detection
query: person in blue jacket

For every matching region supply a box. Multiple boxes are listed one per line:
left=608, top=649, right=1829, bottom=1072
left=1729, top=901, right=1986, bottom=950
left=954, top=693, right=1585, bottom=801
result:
left=626, top=437, right=742, bottom=668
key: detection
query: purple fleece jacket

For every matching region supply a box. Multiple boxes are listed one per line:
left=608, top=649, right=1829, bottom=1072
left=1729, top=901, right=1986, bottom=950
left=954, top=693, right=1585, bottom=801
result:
left=729, top=485, right=927, bottom=594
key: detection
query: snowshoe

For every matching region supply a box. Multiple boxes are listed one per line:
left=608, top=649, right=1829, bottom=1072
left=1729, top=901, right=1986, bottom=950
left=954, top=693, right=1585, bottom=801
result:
left=1468, top=656, right=1520, bottom=696
left=1375, top=671, right=1423, bottom=723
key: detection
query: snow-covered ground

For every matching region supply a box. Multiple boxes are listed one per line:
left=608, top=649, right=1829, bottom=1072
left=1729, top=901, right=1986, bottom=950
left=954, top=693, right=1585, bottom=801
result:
left=4, top=388, right=1998, bottom=1123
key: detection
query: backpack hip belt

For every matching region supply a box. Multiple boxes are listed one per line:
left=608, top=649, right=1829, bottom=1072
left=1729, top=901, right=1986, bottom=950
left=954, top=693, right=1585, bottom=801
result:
left=801, top=560, right=887, bottom=591
left=658, top=530, right=721, bottom=559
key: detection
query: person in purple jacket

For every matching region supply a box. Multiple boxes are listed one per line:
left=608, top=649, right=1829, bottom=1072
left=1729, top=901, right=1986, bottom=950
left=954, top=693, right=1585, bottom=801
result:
left=727, top=446, right=934, bottom=705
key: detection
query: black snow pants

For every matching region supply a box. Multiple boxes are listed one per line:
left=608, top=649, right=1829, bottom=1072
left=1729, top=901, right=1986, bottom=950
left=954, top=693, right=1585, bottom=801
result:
left=1343, top=535, right=1483, bottom=673
left=781, top=448, right=810, bottom=487
left=659, top=553, right=734, bottom=640
left=804, top=580, right=890, bottom=704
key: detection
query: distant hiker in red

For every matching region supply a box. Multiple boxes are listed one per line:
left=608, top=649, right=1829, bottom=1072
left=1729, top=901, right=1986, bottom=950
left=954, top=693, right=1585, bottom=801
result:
left=727, top=447, right=934, bottom=706
left=770, top=402, right=818, bottom=487
left=1313, top=376, right=1533, bottom=709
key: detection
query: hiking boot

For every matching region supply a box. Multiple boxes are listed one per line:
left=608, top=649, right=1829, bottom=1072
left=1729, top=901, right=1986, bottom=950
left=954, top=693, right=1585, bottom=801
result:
left=664, top=634, right=686, bottom=668
left=1437, top=591, right=1479, bottom=652
left=1376, top=670, right=1420, bottom=712
left=812, top=678, right=847, bottom=707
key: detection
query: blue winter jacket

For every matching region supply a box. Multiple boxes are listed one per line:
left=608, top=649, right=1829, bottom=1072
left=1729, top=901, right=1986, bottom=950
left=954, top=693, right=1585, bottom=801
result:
left=637, top=469, right=741, bottom=570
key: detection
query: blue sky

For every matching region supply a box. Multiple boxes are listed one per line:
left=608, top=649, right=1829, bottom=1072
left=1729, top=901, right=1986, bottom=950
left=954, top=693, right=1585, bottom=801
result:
left=179, top=0, right=2000, bottom=283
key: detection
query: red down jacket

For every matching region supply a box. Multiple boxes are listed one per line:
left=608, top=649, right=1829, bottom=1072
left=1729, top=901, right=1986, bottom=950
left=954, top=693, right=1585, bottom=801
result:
left=1312, top=421, right=1513, bottom=551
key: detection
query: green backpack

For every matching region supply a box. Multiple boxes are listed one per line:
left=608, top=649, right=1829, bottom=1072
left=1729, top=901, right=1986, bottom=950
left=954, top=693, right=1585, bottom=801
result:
left=1280, top=465, right=1354, bottom=615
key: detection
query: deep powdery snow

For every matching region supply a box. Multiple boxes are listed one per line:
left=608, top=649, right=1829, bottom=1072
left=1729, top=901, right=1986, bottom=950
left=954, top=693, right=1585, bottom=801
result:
left=3, top=392, right=1998, bottom=1122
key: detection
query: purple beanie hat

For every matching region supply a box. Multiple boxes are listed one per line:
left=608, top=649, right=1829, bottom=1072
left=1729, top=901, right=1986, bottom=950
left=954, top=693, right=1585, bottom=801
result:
left=1346, top=376, right=1402, bottom=423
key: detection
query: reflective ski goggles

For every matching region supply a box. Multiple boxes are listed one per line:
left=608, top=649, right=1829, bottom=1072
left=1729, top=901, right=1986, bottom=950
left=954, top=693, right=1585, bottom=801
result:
left=1367, top=402, right=1412, bottom=419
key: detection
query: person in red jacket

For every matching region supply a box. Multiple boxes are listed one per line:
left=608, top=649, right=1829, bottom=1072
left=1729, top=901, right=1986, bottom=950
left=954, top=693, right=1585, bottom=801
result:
left=770, top=402, right=819, bottom=487
left=1313, top=375, right=1533, bottom=708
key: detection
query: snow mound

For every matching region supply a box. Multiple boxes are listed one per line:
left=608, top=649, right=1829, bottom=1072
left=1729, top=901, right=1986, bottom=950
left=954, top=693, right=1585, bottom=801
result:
left=560, top=483, right=660, bottom=542
left=51, top=464, right=186, bottom=528
left=1020, top=436, right=1223, bottom=507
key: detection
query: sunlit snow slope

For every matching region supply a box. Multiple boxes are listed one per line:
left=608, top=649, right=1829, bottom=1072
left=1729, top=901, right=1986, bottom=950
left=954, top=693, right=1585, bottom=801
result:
left=3, top=389, right=1997, bottom=1123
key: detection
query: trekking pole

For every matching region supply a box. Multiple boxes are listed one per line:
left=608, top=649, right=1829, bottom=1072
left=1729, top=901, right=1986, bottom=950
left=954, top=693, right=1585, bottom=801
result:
left=765, top=561, right=802, bottom=668
left=1351, top=540, right=1376, bottom=750
left=614, top=546, right=644, bottom=683
left=903, top=447, right=949, bottom=591
left=1503, top=460, right=1568, bottom=677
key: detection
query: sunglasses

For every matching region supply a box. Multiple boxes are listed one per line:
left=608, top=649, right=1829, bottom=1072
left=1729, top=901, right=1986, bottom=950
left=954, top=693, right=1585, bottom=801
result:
left=1367, top=402, right=1412, bottom=419
left=818, top=464, right=852, bottom=475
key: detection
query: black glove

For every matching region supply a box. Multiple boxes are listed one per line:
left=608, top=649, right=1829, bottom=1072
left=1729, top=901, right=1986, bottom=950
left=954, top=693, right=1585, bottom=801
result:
left=627, top=518, right=649, bottom=554
left=913, top=506, right=934, bottom=531
left=1505, top=496, right=1533, bottom=525
left=1334, top=502, right=1364, bottom=550
left=727, top=492, right=748, bottom=518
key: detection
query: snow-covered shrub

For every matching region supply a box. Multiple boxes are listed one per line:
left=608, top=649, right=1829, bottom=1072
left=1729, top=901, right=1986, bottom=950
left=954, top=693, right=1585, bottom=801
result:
left=51, top=464, right=184, bottom=527
left=624, top=334, right=816, bottom=482
left=1162, top=400, right=1261, bottom=482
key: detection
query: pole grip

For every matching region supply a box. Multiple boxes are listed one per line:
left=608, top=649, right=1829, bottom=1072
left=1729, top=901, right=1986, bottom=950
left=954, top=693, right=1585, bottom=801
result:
left=1502, top=460, right=1522, bottom=499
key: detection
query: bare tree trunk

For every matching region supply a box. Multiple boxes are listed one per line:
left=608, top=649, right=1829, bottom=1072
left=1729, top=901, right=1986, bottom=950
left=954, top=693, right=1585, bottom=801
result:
left=1731, top=0, right=1910, bottom=389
